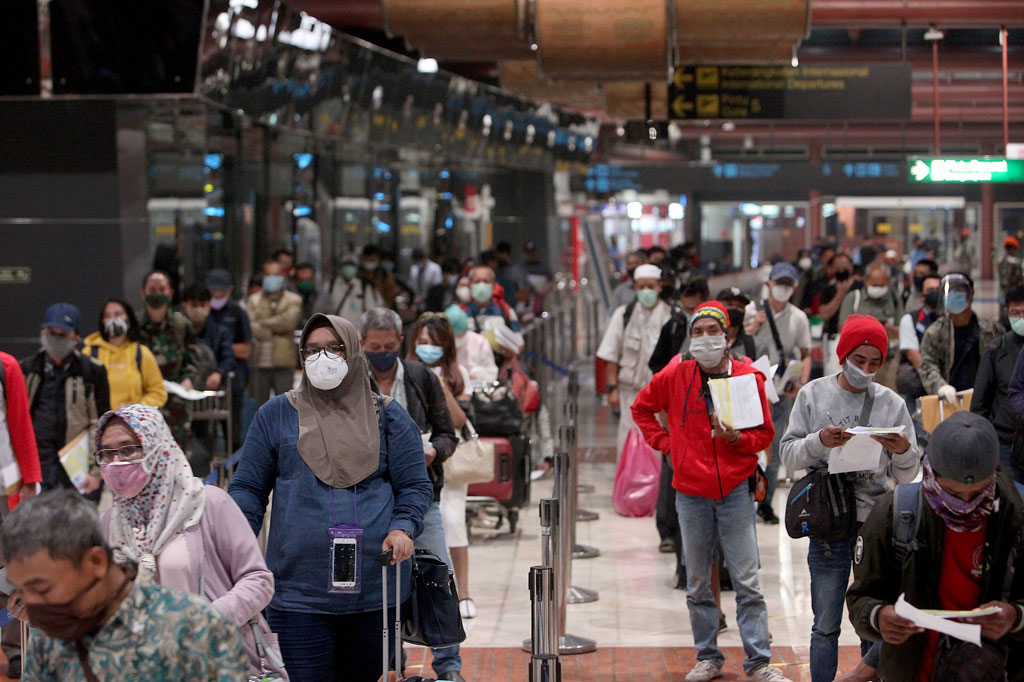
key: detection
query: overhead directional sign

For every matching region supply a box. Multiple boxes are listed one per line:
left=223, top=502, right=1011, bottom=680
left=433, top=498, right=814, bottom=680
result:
left=669, top=64, right=912, bottom=120
left=909, top=158, right=1024, bottom=183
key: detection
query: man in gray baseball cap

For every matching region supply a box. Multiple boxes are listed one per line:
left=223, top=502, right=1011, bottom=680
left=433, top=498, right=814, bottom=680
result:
left=847, top=411, right=1024, bottom=682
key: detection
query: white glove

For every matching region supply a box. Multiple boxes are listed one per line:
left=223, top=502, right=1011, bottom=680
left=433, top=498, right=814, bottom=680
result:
left=937, top=384, right=958, bottom=404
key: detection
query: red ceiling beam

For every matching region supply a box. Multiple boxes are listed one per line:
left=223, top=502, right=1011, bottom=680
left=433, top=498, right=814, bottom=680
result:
left=811, top=1, right=1024, bottom=28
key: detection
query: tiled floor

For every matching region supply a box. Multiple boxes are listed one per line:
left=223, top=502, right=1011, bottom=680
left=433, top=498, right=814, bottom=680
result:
left=403, top=366, right=869, bottom=680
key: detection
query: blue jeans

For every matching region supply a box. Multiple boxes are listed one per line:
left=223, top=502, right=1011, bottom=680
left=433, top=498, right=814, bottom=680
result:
left=413, top=501, right=461, bottom=675
left=676, top=485, right=772, bottom=675
left=807, top=529, right=879, bottom=682
left=761, top=395, right=792, bottom=513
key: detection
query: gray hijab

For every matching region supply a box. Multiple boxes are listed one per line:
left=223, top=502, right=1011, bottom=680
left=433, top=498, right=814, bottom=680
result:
left=287, top=314, right=380, bottom=488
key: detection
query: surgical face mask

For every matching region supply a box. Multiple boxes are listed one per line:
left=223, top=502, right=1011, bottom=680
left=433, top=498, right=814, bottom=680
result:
left=1011, top=316, right=1024, bottom=337
left=415, top=344, right=445, bottom=365
left=103, top=316, right=129, bottom=338
left=944, top=290, right=969, bottom=315
left=184, top=304, right=209, bottom=329
left=445, top=304, right=469, bottom=334
left=866, top=285, right=889, bottom=300
left=471, top=282, right=493, bottom=305
left=455, top=286, right=471, bottom=303
left=835, top=270, right=850, bottom=282
left=362, top=260, right=379, bottom=272
left=144, top=294, right=169, bottom=309
left=304, top=353, right=349, bottom=390
left=210, top=294, right=229, bottom=310
left=770, top=284, right=794, bottom=302
left=798, top=257, right=812, bottom=271
left=382, top=261, right=395, bottom=273
left=447, top=274, right=459, bottom=287
left=913, top=275, right=925, bottom=291
left=262, top=275, right=284, bottom=293
left=689, top=334, right=727, bottom=369
left=100, top=461, right=149, bottom=498
left=842, top=360, right=877, bottom=390
left=923, top=290, right=941, bottom=310
left=41, top=333, right=75, bottom=360
left=635, top=288, right=659, bottom=309
left=297, top=280, right=315, bottom=295
left=340, top=264, right=358, bottom=281
left=364, top=350, right=398, bottom=373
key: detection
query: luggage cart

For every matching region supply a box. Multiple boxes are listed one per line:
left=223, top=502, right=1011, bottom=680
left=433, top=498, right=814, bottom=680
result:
left=191, top=373, right=233, bottom=488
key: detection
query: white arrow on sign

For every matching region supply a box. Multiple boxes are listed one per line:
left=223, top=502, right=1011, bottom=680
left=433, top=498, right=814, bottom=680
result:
left=911, top=160, right=931, bottom=181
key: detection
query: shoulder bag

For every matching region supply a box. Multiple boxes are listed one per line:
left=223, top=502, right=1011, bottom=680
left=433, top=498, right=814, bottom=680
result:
left=401, top=548, right=467, bottom=648
left=444, top=420, right=496, bottom=486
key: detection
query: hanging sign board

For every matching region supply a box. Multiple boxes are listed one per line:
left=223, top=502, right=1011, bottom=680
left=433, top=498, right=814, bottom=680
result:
left=908, top=158, right=1024, bottom=183
left=669, top=64, right=912, bottom=120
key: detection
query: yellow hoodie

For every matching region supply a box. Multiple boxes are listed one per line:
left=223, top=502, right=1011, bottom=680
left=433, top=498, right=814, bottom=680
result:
left=82, top=332, right=168, bottom=409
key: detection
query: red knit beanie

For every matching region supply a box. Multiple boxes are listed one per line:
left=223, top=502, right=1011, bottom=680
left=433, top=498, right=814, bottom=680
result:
left=836, top=314, right=888, bottom=364
left=689, top=301, right=729, bottom=332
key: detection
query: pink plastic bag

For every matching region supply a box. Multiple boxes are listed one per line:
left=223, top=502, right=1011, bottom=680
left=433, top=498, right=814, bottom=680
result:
left=612, top=428, right=662, bottom=517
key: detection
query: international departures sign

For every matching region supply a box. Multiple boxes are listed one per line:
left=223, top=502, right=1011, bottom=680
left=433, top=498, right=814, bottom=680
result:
left=908, top=158, right=1024, bottom=183
left=668, top=64, right=912, bottom=120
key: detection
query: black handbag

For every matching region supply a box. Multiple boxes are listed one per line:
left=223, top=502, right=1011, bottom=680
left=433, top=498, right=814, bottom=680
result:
left=470, top=381, right=523, bottom=436
left=784, top=468, right=857, bottom=541
left=401, top=549, right=466, bottom=649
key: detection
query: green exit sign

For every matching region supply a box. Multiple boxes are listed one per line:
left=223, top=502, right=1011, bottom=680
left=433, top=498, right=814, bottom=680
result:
left=909, top=158, right=1024, bottom=183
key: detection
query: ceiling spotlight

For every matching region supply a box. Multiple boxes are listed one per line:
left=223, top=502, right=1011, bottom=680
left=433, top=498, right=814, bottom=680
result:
left=417, top=58, right=438, bottom=74
left=791, top=55, right=799, bottom=67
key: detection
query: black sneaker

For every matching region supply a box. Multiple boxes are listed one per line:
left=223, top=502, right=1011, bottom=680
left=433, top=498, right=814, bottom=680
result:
left=674, top=566, right=687, bottom=590
left=758, top=506, right=780, bottom=525
left=718, top=615, right=728, bottom=632
left=659, top=538, right=678, bottom=554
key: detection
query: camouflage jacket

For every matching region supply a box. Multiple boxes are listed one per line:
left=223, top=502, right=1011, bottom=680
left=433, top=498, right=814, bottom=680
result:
left=998, top=253, right=1024, bottom=295
left=918, top=313, right=1004, bottom=394
left=139, top=311, right=199, bottom=385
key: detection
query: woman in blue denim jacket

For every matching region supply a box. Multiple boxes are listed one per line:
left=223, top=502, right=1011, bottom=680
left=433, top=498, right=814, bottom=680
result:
left=229, top=314, right=432, bottom=682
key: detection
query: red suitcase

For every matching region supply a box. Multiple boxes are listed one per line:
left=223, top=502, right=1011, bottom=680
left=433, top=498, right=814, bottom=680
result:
left=467, top=437, right=513, bottom=501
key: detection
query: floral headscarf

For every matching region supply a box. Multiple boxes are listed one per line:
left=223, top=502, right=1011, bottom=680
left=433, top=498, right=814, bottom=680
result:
left=95, top=404, right=205, bottom=578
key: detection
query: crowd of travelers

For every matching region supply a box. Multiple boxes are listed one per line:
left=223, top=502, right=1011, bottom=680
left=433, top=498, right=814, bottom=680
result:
left=605, top=237, right=1024, bottom=682
left=0, top=240, right=551, bottom=682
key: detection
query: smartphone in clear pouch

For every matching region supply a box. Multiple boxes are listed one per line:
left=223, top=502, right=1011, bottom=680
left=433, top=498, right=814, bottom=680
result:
left=328, top=525, right=363, bottom=594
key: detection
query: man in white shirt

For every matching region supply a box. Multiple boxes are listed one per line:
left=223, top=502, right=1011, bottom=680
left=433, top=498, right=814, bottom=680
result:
left=410, top=248, right=443, bottom=306
left=314, top=253, right=384, bottom=328
left=597, top=264, right=674, bottom=457
left=745, top=261, right=812, bottom=524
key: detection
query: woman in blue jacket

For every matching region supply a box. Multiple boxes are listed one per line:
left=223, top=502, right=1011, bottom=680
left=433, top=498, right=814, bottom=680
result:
left=229, top=314, right=432, bottom=682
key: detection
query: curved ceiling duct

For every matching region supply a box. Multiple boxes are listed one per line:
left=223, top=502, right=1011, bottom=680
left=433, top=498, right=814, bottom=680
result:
left=674, top=0, right=810, bottom=64
left=499, top=60, right=607, bottom=111
left=534, top=0, right=669, bottom=80
left=382, top=0, right=532, bottom=61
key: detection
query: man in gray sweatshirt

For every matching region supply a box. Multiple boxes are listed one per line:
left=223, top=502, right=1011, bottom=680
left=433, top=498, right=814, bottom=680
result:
left=780, top=314, right=920, bottom=682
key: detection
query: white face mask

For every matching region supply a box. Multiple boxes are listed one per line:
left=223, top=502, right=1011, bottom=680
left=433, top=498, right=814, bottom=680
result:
left=866, top=285, right=889, bottom=300
left=842, top=360, right=876, bottom=390
left=304, top=353, right=349, bottom=390
left=455, top=286, right=471, bottom=303
left=770, top=284, right=794, bottom=302
left=798, top=257, right=812, bottom=271
left=690, top=335, right=728, bottom=369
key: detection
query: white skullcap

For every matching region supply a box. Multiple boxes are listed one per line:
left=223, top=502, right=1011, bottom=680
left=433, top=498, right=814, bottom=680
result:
left=633, top=264, right=662, bottom=281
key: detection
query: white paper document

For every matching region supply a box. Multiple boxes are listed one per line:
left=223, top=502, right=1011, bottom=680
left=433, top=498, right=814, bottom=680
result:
left=751, top=356, right=779, bottom=404
left=828, top=435, right=883, bottom=474
left=163, top=380, right=221, bottom=402
left=894, top=593, right=981, bottom=647
left=708, top=374, right=765, bottom=430
left=845, top=425, right=906, bottom=435
left=921, top=605, right=1001, bottom=619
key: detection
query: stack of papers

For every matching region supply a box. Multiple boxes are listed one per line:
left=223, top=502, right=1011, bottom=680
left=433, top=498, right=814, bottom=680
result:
left=163, top=380, right=222, bottom=402
left=894, top=594, right=982, bottom=646
left=58, top=430, right=92, bottom=494
left=827, top=425, right=905, bottom=474
left=751, top=356, right=779, bottom=404
left=707, top=374, right=765, bottom=430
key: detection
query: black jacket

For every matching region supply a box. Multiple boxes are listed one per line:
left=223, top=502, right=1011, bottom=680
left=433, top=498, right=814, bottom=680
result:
left=847, top=470, right=1024, bottom=682
left=972, top=331, right=1024, bottom=444
left=648, top=308, right=688, bottom=375
left=400, top=361, right=458, bottom=501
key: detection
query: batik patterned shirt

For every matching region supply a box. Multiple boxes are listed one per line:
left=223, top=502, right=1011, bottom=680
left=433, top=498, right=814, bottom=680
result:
left=24, top=579, right=248, bottom=682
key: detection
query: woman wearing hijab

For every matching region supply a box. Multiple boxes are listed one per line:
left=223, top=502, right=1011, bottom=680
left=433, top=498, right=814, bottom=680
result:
left=95, top=404, right=287, bottom=680
left=228, top=314, right=433, bottom=682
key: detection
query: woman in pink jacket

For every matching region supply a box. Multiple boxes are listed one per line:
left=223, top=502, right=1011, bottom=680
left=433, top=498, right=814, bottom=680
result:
left=95, top=404, right=287, bottom=680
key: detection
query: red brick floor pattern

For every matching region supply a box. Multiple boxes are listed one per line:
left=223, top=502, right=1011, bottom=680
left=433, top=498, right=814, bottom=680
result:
left=404, top=646, right=865, bottom=681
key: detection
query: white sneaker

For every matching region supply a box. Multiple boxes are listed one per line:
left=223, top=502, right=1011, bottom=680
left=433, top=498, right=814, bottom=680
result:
left=748, top=665, right=793, bottom=682
left=459, top=597, right=477, bottom=619
left=685, top=660, right=724, bottom=682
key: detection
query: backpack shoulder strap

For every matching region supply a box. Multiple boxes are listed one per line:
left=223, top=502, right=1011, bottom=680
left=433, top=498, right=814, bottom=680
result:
left=622, top=301, right=637, bottom=327
left=852, top=288, right=862, bottom=314
left=89, top=345, right=99, bottom=360
left=763, top=301, right=786, bottom=375
left=742, top=333, right=756, bottom=359
left=135, top=344, right=142, bottom=371
left=892, top=482, right=923, bottom=565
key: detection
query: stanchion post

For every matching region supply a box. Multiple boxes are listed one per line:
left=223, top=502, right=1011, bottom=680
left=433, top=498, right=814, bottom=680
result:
left=553, top=452, right=596, bottom=652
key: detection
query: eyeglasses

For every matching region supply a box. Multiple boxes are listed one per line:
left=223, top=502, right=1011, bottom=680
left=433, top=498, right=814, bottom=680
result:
left=300, top=343, right=345, bottom=361
left=94, top=445, right=144, bottom=466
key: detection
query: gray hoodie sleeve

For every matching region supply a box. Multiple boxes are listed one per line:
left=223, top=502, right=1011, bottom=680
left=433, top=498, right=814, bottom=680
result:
left=779, top=384, right=831, bottom=472
left=884, top=395, right=920, bottom=484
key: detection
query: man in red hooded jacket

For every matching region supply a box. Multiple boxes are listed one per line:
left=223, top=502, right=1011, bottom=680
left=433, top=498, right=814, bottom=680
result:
left=633, top=302, right=789, bottom=682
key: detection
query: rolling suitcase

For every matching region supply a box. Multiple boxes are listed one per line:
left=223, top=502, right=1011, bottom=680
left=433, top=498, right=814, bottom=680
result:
left=379, top=549, right=436, bottom=682
left=506, top=433, right=532, bottom=510
left=467, top=437, right=514, bottom=501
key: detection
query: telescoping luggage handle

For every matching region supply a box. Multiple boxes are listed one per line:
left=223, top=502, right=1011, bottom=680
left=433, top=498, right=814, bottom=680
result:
left=380, top=548, right=401, bottom=682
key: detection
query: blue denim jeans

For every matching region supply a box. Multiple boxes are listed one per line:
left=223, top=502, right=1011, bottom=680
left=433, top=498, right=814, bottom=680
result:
left=807, top=528, right=879, bottom=682
left=413, top=501, right=461, bottom=675
left=676, top=485, right=772, bottom=675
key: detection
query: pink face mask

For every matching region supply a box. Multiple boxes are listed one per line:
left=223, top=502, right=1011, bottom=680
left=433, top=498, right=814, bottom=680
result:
left=100, top=461, right=150, bottom=498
